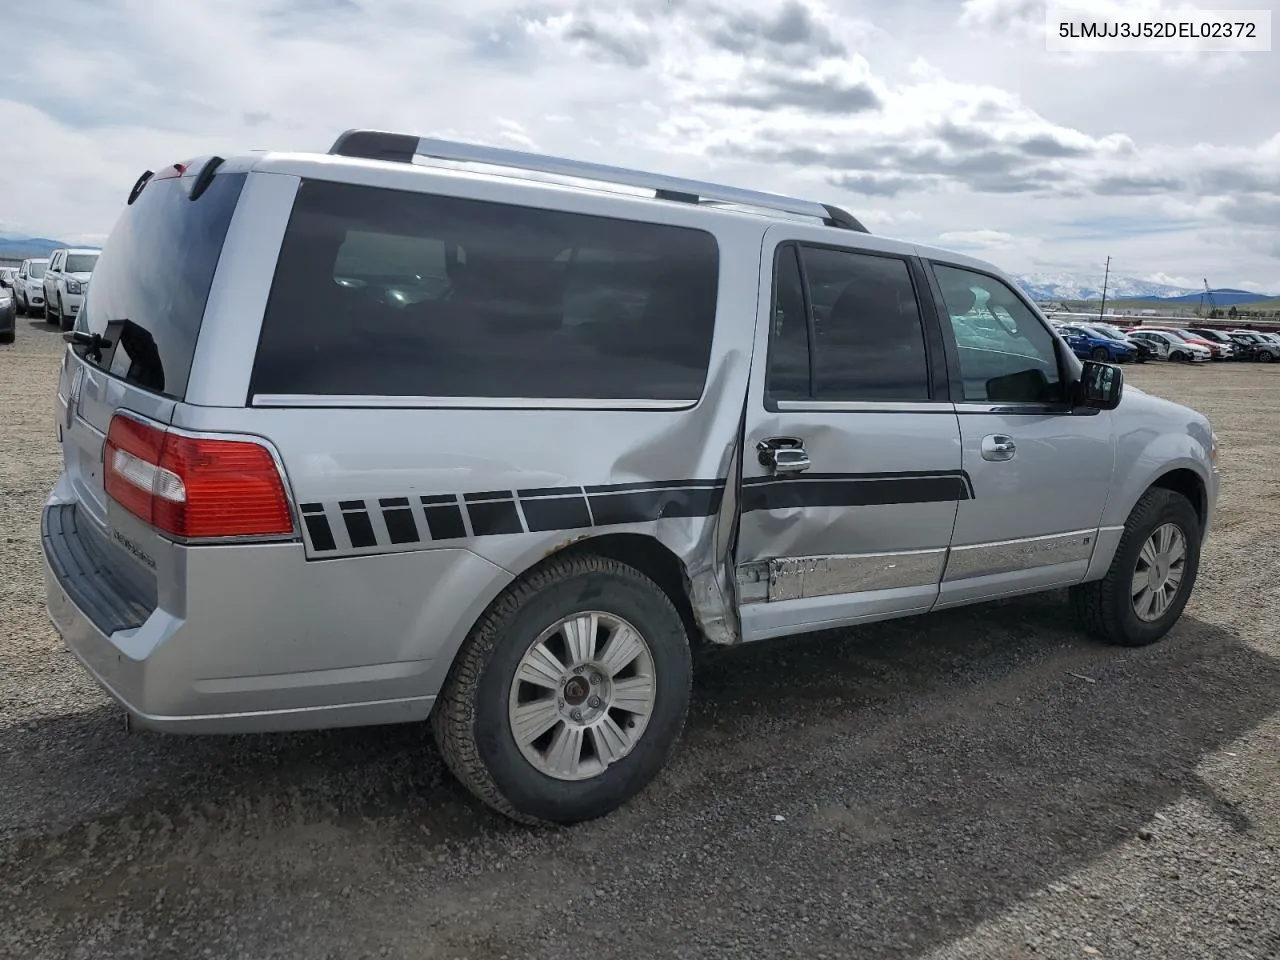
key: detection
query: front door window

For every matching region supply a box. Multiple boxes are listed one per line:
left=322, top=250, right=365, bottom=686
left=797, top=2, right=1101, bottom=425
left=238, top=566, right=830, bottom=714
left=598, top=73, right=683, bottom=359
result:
left=933, top=265, right=1063, bottom=404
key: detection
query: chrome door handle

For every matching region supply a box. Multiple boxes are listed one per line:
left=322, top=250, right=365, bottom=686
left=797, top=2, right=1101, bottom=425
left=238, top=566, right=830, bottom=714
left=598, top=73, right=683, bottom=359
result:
left=757, top=438, right=811, bottom=474
left=981, top=434, right=1016, bottom=462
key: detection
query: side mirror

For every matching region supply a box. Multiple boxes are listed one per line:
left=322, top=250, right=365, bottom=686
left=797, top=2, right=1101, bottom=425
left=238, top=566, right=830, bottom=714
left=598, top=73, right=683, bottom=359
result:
left=1074, top=359, right=1123, bottom=410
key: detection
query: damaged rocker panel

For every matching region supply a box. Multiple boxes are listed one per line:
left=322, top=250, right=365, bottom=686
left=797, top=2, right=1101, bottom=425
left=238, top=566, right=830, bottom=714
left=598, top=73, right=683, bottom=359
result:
left=738, top=530, right=1100, bottom=605
left=737, top=549, right=949, bottom=604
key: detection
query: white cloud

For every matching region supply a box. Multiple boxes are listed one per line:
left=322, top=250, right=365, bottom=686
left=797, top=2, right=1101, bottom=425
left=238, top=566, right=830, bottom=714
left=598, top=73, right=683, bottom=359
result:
left=937, top=230, right=1023, bottom=250
left=1143, top=272, right=1198, bottom=289
left=0, top=0, right=1278, bottom=293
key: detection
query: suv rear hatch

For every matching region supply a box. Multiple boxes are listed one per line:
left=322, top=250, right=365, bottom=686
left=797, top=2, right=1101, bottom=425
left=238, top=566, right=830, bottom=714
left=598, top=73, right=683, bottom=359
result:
left=54, top=160, right=254, bottom=597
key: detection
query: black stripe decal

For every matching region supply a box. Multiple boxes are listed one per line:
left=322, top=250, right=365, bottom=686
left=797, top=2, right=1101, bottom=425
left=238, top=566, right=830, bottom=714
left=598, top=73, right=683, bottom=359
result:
left=381, top=503, right=420, bottom=544
left=301, top=472, right=966, bottom=556
left=464, top=490, right=512, bottom=503
left=742, top=473, right=970, bottom=513
left=583, top=478, right=724, bottom=494
left=340, top=501, right=377, bottom=548
left=423, top=501, right=467, bottom=540
left=588, top=486, right=724, bottom=525
left=520, top=493, right=592, bottom=532
left=741, top=470, right=970, bottom=487
left=467, top=499, right=523, bottom=536
left=304, top=513, right=337, bottom=552
left=518, top=486, right=579, bottom=498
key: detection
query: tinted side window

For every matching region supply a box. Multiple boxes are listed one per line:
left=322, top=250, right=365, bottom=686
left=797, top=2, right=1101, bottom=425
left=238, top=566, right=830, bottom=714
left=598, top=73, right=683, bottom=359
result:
left=765, top=244, right=810, bottom=401
left=934, top=264, right=1063, bottom=403
left=250, top=180, right=721, bottom=401
left=800, top=247, right=930, bottom=402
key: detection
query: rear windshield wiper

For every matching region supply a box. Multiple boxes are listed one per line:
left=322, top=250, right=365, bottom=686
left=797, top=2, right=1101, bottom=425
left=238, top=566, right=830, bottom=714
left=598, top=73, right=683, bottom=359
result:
left=64, top=329, right=114, bottom=361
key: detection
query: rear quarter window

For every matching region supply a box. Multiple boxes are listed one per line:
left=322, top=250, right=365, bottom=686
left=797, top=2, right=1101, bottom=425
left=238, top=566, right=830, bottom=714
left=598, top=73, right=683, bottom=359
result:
left=249, top=180, right=721, bottom=403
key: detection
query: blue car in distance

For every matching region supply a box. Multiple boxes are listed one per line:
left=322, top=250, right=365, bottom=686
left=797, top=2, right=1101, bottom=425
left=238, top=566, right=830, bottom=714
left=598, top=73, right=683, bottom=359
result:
left=1055, top=322, right=1135, bottom=363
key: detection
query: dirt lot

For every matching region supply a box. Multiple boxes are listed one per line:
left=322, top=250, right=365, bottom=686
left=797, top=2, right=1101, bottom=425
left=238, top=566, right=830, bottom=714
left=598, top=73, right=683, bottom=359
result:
left=2, top=314, right=1279, bottom=960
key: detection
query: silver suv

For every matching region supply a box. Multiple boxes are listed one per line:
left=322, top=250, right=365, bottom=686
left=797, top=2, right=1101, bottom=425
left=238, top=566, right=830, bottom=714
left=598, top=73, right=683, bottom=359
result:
left=43, top=132, right=1219, bottom=825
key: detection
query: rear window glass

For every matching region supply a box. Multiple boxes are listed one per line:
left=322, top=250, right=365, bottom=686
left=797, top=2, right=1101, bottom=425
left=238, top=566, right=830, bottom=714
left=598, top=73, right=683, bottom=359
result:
left=76, top=172, right=245, bottom=399
left=249, top=179, right=720, bottom=402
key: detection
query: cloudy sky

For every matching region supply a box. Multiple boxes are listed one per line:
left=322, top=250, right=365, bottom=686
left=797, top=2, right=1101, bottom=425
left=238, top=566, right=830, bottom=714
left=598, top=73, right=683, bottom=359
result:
left=2, top=0, right=1278, bottom=291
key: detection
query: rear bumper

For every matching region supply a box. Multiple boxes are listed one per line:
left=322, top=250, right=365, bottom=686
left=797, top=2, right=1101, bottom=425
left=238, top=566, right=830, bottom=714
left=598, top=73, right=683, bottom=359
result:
left=39, top=492, right=500, bottom=734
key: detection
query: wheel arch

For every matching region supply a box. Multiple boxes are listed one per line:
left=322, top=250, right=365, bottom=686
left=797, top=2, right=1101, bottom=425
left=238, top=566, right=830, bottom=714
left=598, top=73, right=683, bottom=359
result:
left=1108, top=456, right=1210, bottom=526
left=515, top=532, right=703, bottom=649
left=1148, top=467, right=1207, bottom=528
left=1085, top=460, right=1211, bottom=586
left=425, top=531, right=711, bottom=699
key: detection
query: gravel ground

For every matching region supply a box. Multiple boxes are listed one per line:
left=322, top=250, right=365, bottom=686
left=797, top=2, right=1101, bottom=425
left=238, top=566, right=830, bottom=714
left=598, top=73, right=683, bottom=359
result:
left=2, top=314, right=1279, bottom=960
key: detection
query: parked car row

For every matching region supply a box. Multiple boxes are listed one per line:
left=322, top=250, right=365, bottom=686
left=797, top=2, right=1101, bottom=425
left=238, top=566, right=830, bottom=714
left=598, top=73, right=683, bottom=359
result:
left=1202, top=328, right=1280, bottom=362
left=1051, top=321, right=1150, bottom=363
left=1145, top=325, right=1280, bottom=363
left=1050, top=317, right=1280, bottom=365
left=2, top=248, right=99, bottom=332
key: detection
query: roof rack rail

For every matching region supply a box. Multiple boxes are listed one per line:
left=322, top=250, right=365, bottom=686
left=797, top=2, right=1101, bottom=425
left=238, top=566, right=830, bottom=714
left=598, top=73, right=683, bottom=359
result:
left=327, top=129, right=869, bottom=233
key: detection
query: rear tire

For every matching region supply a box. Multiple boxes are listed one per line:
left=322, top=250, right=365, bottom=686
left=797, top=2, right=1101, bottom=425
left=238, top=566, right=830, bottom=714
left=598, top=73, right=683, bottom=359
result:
left=433, top=553, right=692, bottom=826
left=1070, top=488, right=1201, bottom=647
left=0, top=329, right=13, bottom=345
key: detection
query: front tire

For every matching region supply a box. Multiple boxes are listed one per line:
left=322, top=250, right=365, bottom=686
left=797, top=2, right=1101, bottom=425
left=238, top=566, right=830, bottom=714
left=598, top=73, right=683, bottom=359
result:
left=1070, top=488, right=1201, bottom=647
left=1171, top=350, right=1187, bottom=363
left=58, top=297, right=72, bottom=332
left=433, top=554, right=692, bottom=825
left=1090, top=346, right=1110, bottom=361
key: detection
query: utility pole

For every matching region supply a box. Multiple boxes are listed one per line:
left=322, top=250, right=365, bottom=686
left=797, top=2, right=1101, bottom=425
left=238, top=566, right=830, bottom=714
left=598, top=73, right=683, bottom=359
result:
left=1201, top=279, right=1216, bottom=318
left=1098, top=256, right=1112, bottom=322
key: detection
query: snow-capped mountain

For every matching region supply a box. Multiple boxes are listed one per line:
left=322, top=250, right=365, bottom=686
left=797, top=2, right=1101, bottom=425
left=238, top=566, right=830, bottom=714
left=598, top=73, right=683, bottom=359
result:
left=1014, top=274, right=1199, bottom=302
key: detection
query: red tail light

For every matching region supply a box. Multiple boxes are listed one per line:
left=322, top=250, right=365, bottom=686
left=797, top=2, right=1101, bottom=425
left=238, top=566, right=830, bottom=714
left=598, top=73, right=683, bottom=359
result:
left=104, top=414, right=294, bottom=540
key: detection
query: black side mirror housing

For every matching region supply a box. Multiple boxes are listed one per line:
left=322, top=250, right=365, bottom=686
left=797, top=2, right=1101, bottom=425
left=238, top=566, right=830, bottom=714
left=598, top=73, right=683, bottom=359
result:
left=1074, top=359, right=1124, bottom=410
